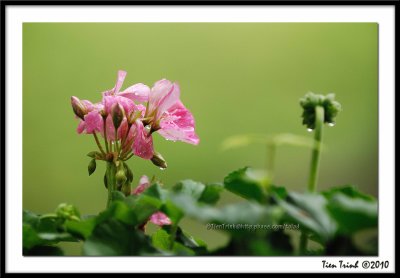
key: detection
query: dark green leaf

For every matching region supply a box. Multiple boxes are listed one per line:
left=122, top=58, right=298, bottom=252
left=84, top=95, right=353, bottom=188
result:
left=82, top=218, right=155, bottom=256
left=88, top=158, right=96, bottom=176
left=23, top=224, right=44, bottom=250
left=224, top=167, right=266, bottom=203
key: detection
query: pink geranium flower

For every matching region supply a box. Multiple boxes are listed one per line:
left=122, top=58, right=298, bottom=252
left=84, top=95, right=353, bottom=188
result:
left=144, top=79, right=200, bottom=145
left=132, top=175, right=172, bottom=227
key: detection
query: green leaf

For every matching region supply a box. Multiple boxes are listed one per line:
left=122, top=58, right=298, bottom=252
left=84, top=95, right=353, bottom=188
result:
left=269, top=185, right=288, bottom=200
left=142, top=183, right=168, bottom=202
left=161, top=200, right=184, bottom=225
left=65, top=217, right=97, bottom=239
left=125, top=195, right=162, bottom=225
left=198, top=183, right=224, bottom=205
left=23, top=224, right=44, bottom=250
left=172, top=180, right=205, bottom=200
left=111, top=190, right=126, bottom=202
left=326, top=192, right=377, bottom=234
left=224, top=167, right=266, bottom=203
left=277, top=192, right=336, bottom=242
left=82, top=218, right=155, bottom=256
left=322, top=185, right=375, bottom=202
left=88, top=159, right=96, bottom=176
left=151, top=228, right=172, bottom=251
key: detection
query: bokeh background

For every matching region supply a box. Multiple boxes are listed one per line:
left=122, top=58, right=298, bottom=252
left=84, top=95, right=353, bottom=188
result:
left=23, top=23, right=378, bottom=254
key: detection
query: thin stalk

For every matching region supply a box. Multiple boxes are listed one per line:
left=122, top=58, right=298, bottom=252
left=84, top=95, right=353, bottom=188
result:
left=299, top=105, right=325, bottom=255
left=93, top=133, right=106, bottom=155
left=103, top=118, right=109, bottom=153
left=106, top=161, right=117, bottom=208
left=307, top=106, right=324, bottom=192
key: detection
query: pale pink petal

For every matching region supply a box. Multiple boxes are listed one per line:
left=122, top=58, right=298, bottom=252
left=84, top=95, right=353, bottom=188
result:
left=117, top=118, right=129, bottom=141
left=149, top=212, right=172, bottom=226
left=132, top=175, right=150, bottom=195
left=84, top=111, right=103, bottom=134
left=147, top=79, right=173, bottom=117
left=105, top=114, right=116, bottom=141
left=114, top=70, right=127, bottom=95
left=158, top=101, right=199, bottom=145
left=136, top=104, right=147, bottom=117
left=156, top=82, right=180, bottom=119
left=103, top=95, right=135, bottom=116
left=77, top=121, right=86, bottom=134
left=81, top=100, right=94, bottom=112
left=132, top=120, right=154, bottom=160
left=120, top=83, right=150, bottom=102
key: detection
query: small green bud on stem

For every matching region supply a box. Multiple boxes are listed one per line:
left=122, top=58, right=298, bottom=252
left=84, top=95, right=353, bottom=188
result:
left=151, top=151, right=168, bottom=169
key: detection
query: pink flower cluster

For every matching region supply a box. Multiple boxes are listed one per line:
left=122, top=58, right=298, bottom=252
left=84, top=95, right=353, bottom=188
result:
left=71, top=70, right=199, bottom=161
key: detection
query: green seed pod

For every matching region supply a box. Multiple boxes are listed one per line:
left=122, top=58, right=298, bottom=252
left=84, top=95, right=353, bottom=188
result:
left=123, top=162, right=134, bottom=183
left=88, top=159, right=96, bottom=176
left=115, top=170, right=127, bottom=186
left=103, top=174, right=108, bottom=189
left=122, top=182, right=131, bottom=196
left=151, top=151, right=167, bottom=169
left=299, top=92, right=342, bottom=129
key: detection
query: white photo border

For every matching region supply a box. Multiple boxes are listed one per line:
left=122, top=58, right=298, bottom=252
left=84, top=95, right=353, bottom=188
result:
left=5, top=5, right=395, bottom=273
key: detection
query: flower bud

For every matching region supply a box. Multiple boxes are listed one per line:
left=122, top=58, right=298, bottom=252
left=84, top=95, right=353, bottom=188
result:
left=299, top=92, right=342, bottom=129
left=115, top=169, right=127, bottom=186
left=88, top=159, right=96, bottom=176
left=122, top=182, right=131, bottom=196
left=151, top=151, right=167, bottom=169
left=111, top=103, right=125, bottom=129
left=123, top=162, right=134, bottom=183
left=55, top=203, right=80, bottom=222
left=71, top=96, right=87, bottom=120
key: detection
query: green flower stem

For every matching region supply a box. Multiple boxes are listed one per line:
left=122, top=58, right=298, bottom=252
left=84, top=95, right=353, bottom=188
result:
left=308, top=106, right=324, bottom=192
left=106, top=161, right=117, bottom=208
left=299, top=105, right=325, bottom=255
left=103, top=119, right=109, bottom=153
left=93, top=133, right=106, bottom=155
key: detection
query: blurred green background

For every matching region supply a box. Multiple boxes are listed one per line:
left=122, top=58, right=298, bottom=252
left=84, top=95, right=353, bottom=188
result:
left=23, top=23, right=378, bottom=254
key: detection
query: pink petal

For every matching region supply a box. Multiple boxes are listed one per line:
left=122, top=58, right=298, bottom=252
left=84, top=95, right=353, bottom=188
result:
left=114, top=70, right=127, bottom=95
left=119, top=83, right=150, bottom=102
left=84, top=111, right=103, bottom=134
left=149, top=212, right=172, bottom=226
left=156, top=82, right=180, bottom=120
left=103, top=95, right=136, bottom=116
left=147, top=79, right=173, bottom=117
left=77, top=120, right=86, bottom=134
left=131, top=120, right=154, bottom=160
left=105, top=114, right=117, bottom=141
left=117, top=118, right=129, bottom=141
left=158, top=101, right=199, bottom=145
left=132, top=175, right=150, bottom=195
left=81, top=100, right=94, bottom=112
